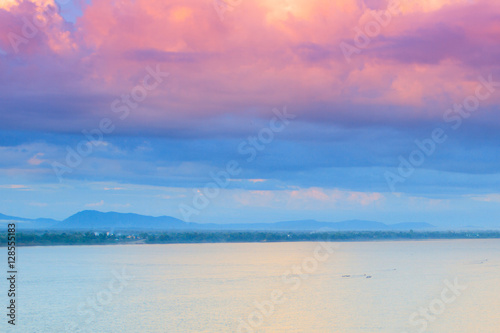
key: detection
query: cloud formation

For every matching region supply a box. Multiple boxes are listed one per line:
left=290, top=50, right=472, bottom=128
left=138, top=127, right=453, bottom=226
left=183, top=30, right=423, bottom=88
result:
left=1, top=0, right=499, bottom=226
left=0, top=0, right=498, bottom=133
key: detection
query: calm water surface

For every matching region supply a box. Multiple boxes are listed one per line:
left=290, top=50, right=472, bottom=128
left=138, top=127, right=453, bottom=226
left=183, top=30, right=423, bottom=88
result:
left=1, top=239, right=499, bottom=332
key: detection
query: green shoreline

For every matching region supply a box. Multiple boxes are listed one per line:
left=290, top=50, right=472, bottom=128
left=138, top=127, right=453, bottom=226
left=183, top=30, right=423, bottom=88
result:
left=1, top=230, right=500, bottom=247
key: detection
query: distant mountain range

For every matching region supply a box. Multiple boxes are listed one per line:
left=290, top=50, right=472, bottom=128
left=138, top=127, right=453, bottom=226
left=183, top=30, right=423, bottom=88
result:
left=0, top=213, right=59, bottom=229
left=0, top=210, right=436, bottom=232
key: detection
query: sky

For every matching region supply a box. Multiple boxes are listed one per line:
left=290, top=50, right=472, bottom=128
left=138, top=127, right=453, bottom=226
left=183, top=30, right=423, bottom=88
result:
left=0, top=0, right=499, bottom=228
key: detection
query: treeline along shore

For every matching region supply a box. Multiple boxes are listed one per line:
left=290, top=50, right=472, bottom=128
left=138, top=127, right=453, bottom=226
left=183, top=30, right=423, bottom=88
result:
left=1, top=230, right=500, bottom=246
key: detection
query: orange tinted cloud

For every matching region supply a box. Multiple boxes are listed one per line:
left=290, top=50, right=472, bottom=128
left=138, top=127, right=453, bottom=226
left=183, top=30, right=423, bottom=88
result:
left=0, top=0, right=499, bottom=132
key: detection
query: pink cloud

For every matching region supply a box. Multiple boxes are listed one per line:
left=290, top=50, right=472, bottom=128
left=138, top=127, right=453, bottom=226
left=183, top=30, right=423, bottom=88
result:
left=1, top=0, right=499, bottom=133
left=234, top=187, right=384, bottom=209
left=85, top=200, right=104, bottom=207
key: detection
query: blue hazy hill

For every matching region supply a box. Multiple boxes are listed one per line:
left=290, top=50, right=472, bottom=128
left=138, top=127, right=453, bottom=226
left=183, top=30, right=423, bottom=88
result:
left=0, top=210, right=436, bottom=231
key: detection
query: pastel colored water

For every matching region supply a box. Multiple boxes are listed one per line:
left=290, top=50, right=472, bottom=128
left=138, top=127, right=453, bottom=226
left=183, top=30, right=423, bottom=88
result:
left=1, top=239, right=499, bottom=332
